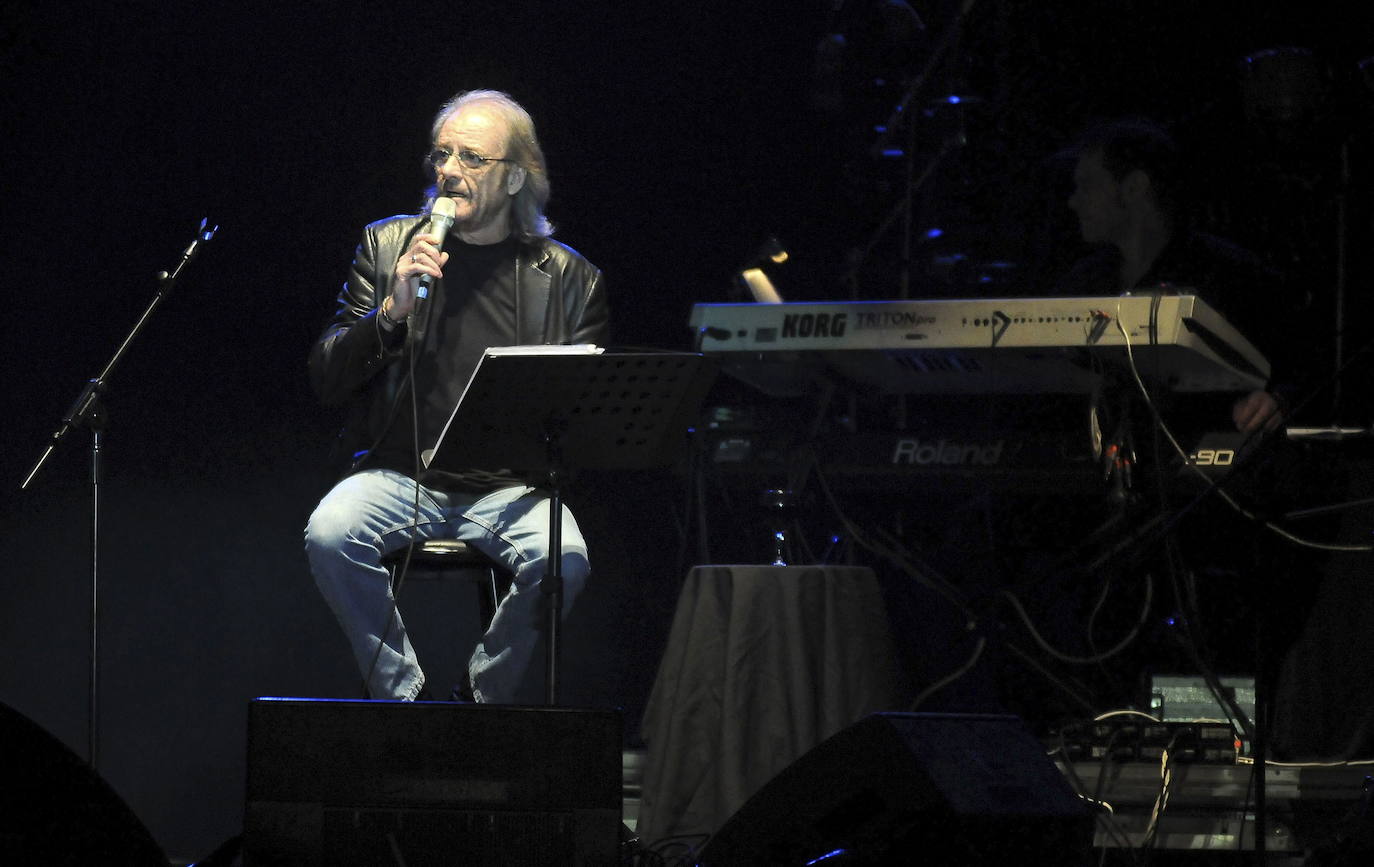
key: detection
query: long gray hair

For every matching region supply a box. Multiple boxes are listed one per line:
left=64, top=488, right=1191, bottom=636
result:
left=422, top=89, right=554, bottom=240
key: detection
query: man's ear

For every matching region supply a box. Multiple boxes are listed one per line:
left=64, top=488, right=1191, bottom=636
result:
left=506, top=165, right=527, bottom=195
left=1121, top=168, right=1151, bottom=204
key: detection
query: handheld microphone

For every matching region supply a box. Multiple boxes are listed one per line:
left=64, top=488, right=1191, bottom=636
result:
left=409, top=196, right=457, bottom=345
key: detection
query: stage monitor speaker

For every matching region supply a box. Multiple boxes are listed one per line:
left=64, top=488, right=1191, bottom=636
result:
left=243, top=698, right=621, bottom=867
left=697, top=712, right=1094, bottom=866
left=0, top=701, right=167, bottom=866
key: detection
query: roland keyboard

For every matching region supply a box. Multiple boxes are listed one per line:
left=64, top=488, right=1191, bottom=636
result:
left=689, top=295, right=1270, bottom=395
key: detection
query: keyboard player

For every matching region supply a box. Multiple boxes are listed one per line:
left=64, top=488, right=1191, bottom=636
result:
left=1052, top=117, right=1336, bottom=741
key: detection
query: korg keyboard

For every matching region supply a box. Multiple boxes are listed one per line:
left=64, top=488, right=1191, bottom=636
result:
left=689, top=295, right=1270, bottom=396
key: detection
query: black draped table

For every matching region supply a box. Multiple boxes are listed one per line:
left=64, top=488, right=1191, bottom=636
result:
left=637, top=564, right=901, bottom=847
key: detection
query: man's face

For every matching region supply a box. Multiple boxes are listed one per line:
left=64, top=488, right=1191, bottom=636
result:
left=432, top=103, right=526, bottom=242
left=1067, top=150, right=1130, bottom=246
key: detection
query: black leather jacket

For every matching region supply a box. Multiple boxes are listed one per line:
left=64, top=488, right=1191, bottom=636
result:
left=308, top=213, right=610, bottom=468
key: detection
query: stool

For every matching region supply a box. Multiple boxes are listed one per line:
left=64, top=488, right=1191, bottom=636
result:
left=381, top=539, right=512, bottom=635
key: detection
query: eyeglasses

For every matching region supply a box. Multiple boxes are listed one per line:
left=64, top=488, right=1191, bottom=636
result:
left=426, top=147, right=515, bottom=171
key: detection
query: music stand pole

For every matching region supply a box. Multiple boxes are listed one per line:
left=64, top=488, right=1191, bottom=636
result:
left=543, top=426, right=565, bottom=705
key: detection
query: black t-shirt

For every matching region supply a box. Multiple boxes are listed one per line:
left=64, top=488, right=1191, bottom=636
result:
left=372, top=235, right=526, bottom=493
left=1055, top=231, right=1284, bottom=353
left=1054, top=231, right=1303, bottom=413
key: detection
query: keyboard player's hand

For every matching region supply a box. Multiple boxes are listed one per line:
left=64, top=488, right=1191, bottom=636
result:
left=1232, top=389, right=1283, bottom=434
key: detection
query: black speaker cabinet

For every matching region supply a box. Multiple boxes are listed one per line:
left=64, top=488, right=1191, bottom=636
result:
left=243, top=698, right=622, bottom=866
left=698, top=712, right=1094, bottom=866
left=0, top=701, right=167, bottom=866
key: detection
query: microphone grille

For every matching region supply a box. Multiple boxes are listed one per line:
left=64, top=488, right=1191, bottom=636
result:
left=431, top=197, right=458, bottom=224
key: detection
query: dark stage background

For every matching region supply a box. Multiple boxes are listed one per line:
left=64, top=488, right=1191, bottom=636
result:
left=4, top=1, right=1373, bottom=859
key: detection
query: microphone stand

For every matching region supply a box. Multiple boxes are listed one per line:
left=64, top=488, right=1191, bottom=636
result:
left=20, top=218, right=217, bottom=770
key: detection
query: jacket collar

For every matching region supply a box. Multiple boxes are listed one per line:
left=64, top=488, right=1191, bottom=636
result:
left=517, top=239, right=555, bottom=345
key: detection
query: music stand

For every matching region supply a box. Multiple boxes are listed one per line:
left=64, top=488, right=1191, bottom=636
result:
left=424, top=348, right=717, bottom=704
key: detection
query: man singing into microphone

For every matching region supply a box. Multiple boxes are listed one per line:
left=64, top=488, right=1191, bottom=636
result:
left=304, top=90, right=609, bottom=703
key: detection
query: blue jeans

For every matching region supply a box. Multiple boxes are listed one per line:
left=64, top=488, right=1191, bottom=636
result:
left=304, top=469, right=589, bottom=702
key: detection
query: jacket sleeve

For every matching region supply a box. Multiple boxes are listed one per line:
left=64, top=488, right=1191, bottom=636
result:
left=569, top=268, right=610, bottom=346
left=307, top=225, right=404, bottom=406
